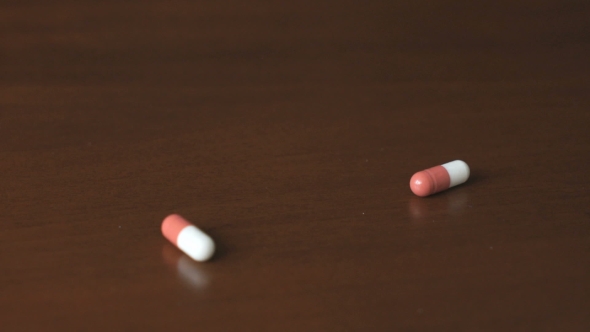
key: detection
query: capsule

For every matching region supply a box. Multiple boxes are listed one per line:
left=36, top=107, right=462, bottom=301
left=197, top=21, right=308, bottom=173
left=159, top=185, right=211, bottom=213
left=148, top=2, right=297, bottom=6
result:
left=410, top=160, right=470, bottom=197
left=161, top=214, right=215, bottom=262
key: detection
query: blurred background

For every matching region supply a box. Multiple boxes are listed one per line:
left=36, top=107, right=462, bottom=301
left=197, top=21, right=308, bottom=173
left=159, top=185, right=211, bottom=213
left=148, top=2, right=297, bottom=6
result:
left=1, top=1, right=589, bottom=331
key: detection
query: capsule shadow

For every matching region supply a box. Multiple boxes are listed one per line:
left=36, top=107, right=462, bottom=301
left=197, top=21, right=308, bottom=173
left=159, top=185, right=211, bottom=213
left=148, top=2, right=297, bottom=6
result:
left=201, top=227, right=228, bottom=262
left=462, top=167, right=486, bottom=188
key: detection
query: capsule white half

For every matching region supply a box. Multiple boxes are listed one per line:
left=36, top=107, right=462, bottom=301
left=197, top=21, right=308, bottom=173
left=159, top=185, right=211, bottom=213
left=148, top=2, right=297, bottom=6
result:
left=441, top=160, right=470, bottom=187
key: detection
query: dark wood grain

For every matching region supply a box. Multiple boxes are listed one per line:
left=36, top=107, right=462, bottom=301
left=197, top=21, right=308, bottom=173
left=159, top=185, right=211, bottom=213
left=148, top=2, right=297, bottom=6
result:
left=1, top=1, right=589, bottom=331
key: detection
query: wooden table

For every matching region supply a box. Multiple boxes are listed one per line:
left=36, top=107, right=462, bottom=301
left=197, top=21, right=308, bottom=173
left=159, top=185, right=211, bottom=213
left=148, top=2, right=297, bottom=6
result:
left=2, top=1, right=589, bottom=330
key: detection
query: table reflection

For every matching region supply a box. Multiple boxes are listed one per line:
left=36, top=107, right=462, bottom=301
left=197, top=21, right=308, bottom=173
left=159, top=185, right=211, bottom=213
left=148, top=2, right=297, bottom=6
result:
left=162, top=244, right=210, bottom=291
left=408, top=191, right=470, bottom=222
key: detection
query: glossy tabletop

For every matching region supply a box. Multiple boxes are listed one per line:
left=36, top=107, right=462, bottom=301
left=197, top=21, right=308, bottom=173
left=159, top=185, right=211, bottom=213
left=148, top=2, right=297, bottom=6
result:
left=1, top=1, right=589, bottom=331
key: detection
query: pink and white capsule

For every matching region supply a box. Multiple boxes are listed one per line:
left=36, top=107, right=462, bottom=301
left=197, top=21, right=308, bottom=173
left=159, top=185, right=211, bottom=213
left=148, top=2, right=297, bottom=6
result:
left=161, top=214, right=215, bottom=262
left=410, top=160, right=470, bottom=197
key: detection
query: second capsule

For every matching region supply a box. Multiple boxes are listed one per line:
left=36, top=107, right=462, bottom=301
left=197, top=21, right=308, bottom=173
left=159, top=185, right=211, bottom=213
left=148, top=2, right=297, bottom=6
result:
left=410, top=160, right=470, bottom=197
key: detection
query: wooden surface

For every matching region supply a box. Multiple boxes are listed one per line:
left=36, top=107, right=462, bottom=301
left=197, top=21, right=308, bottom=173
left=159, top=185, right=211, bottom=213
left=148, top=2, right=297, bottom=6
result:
left=2, top=1, right=589, bottom=331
